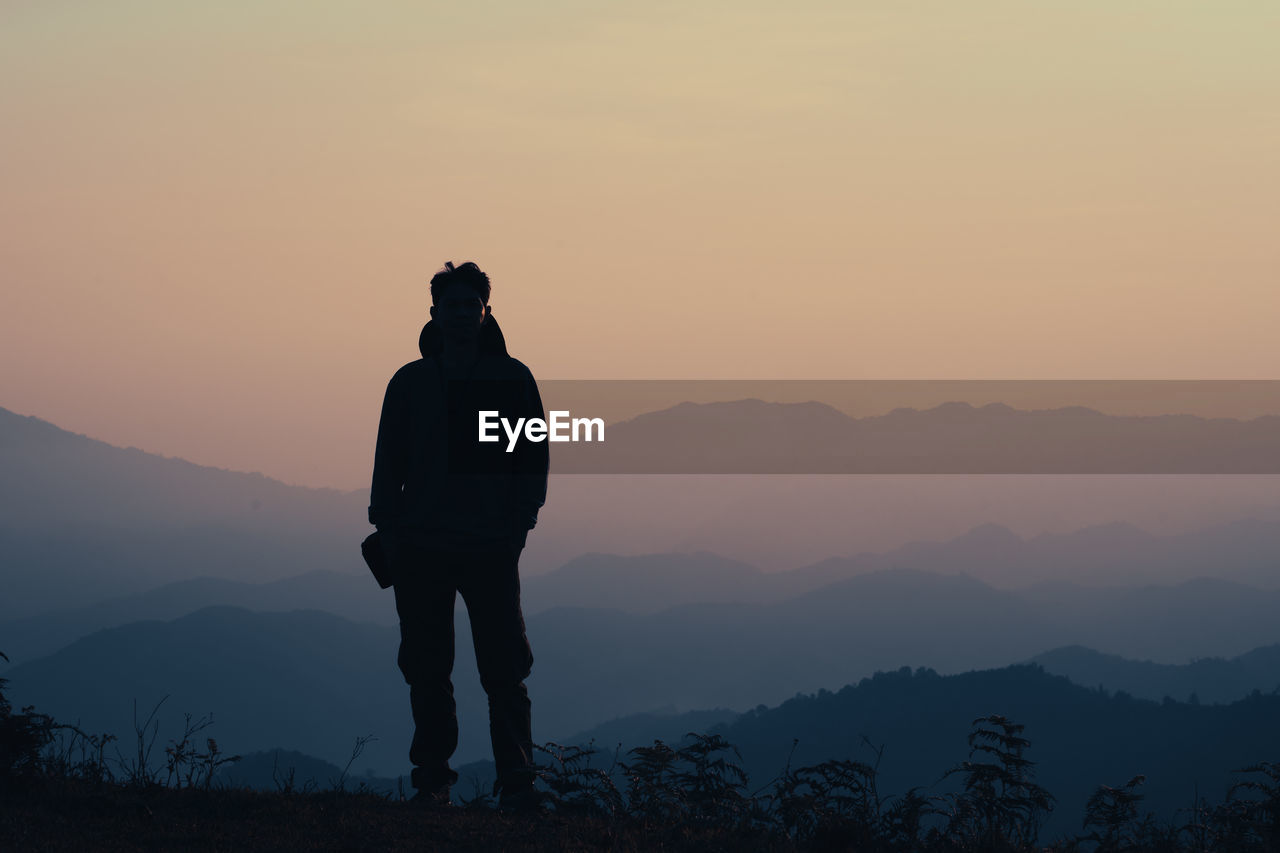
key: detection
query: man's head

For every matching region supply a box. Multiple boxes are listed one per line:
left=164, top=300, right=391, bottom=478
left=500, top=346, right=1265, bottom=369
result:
left=429, top=261, right=492, bottom=342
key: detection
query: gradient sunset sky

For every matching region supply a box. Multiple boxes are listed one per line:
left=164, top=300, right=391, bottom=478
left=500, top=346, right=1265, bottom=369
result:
left=3, top=2, right=1277, bottom=488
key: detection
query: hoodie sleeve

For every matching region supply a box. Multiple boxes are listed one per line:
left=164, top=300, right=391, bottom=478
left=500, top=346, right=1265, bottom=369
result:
left=512, top=368, right=549, bottom=530
left=369, top=370, right=410, bottom=527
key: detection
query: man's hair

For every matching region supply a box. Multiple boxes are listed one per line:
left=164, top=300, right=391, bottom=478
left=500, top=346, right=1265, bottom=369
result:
left=430, top=261, right=491, bottom=305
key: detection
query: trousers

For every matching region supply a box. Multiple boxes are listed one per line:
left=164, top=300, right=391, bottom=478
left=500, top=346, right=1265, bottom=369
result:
left=391, top=535, right=535, bottom=794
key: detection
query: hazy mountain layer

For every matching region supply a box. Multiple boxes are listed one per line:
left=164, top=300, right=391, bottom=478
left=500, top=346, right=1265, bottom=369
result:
left=1030, top=643, right=1280, bottom=705
left=8, top=570, right=1280, bottom=775
left=212, top=664, right=1280, bottom=841
left=0, top=407, right=369, bottom=619
left=5, top=404, right=1280, bottom=623
left=713, top=664, right=1280, bottom=838
left=6, top=513, right=1280, bottom=665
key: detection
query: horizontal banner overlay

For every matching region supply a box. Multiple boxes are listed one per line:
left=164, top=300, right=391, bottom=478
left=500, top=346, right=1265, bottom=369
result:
left=446, top=380, right=1280, bottom=474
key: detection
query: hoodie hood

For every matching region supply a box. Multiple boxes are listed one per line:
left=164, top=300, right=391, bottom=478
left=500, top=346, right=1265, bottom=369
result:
left=418, top=313, right=509, bottom=359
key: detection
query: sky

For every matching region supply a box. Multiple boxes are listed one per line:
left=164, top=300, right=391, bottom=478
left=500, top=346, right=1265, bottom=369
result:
left=2, top=1, right=1278, bottom=488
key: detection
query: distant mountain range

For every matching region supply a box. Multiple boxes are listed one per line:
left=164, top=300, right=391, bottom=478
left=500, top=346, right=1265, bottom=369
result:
left=552, top=644, right=1280, bottom=756
left=9, top=567, right=1280, bottom=774
left=0, top=406, right=370, bottom=619
left=865, top=518, right=1280, bottom=588
left=5, top=404, right=1280, bottom=624
left=218, top=664, right=1280, bottom=842
left=714, top=664, right=1280, bottom=839
left=0, top=570, right=386, bottom=664
left=6, top=514, right=1280, bottom=665
left=7, top=400, right=1278, bottom=841
left=555, top=398, right=1280, bottom=473
left=507, top=665, right=1280, bottom=840
left=540, top=514, right=1280, bottom=602
left=4, top=607, right=418, bottom=776
left=525, top=570, right=1280, bottom=727
left=1028, top=643, right=1280, bottom=705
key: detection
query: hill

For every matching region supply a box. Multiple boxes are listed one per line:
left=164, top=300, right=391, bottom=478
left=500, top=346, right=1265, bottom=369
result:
left=11, top=511, right=1277, bottom=668
left=9, top=570, right=1280, bottom=777
left=0, top=407, right=370, bottom=619
left=711, top=664, right=1280, bottom=839
left=1030, top=643, right=1280, bottom=705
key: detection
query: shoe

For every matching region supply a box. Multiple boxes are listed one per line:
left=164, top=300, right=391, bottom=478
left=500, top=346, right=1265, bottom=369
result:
left=497, top=786, right=543, bottom=813
left=410, top=785, right=454, bottom=809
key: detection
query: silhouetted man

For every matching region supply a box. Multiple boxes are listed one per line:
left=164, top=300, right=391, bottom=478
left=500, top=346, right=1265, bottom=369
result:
left=369, top=261, right=548, bottom=809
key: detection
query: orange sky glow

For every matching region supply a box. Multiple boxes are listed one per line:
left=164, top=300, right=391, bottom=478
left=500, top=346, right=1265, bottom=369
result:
left=2, top=1, right=1277, bottom=488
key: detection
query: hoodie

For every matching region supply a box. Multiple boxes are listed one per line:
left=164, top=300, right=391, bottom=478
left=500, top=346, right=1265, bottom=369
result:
left=369, top=313, right=548, bottom=546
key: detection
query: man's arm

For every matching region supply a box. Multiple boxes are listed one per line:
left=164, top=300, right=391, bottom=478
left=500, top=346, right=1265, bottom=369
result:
left=512, top=370, right=549, bottom=532
left=369, top=372, right=409, bottom=527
